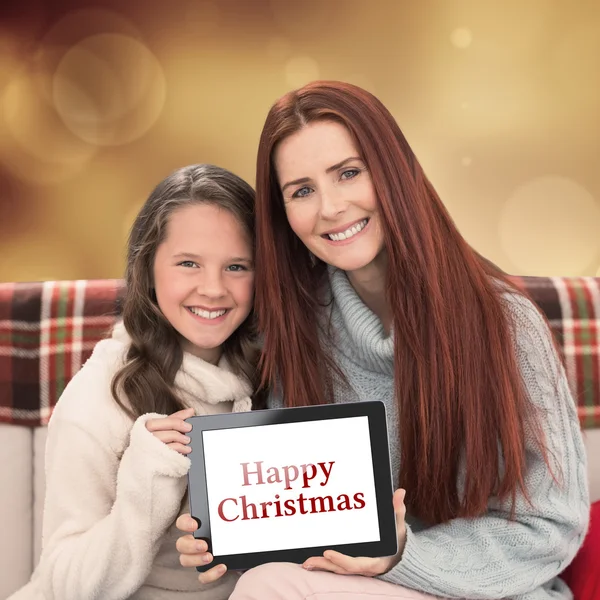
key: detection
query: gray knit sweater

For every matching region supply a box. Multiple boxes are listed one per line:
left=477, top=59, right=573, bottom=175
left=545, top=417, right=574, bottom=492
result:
left=270, top=267, right=590, bottom=600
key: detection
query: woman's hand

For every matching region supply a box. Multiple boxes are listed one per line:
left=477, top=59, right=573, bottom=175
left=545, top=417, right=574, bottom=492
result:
left=145, top=407, right=195, bottom=455
left=302, top=489, right=407, bottom=576
left=176, top=514, right=228, bottom=584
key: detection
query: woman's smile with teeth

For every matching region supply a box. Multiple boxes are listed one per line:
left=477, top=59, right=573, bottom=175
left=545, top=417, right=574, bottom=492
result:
left=325, top=218, right=369, bottom=241
left=188, top=307, right=227, bottom=319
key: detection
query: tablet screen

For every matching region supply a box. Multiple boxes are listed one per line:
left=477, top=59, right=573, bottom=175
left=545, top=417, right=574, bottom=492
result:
left=202, top=415, right=380, bottom=556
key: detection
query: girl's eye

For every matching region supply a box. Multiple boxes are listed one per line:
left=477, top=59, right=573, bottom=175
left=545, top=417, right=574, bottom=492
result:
left=227, top=264, right=248, bottom=272
left=340, top=168, right=360, bottom=180
left=292, top=186, right=312, bottom=199
left=178, top=260, right=198, bottom=268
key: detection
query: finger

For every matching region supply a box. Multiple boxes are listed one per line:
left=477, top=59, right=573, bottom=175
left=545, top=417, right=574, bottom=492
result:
left=393, top=488, right=406, bottom=516
left=170, top=407, right=196, bottom=419
left=152, top=431, right=191, bottom=445
left=198, top=564, right=227, bottom=584
left=167, top=442, right=192, bottom=455
left=146, top=418, right=192, bottom=433
left=303, top=556, right=350, bottom=575
left=393, top=488, right=407, bottom=535
left=322, top=550, right=378, bottom=575
left=180, top=551, right=213, bottom=568
left=176, top=533, right=206, bottom=555
left=176, top=515, right=199, bottom=534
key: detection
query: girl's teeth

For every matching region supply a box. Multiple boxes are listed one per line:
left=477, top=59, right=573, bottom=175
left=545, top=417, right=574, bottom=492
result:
left=189, top=308, right=227, bottom=319
left=328, top=219, right=368, bottom=241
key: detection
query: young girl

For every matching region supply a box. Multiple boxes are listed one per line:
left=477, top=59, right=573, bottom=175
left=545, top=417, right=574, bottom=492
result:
left=176, top=82, right=590, bottom=600
left=9, top=164, right=258, bottom=600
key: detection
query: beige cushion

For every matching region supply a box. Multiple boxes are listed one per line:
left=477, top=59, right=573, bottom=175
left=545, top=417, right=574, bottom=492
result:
left=34, top=427, right=48, bottom=566
left=584, top=428, right=600, bottom=503
left=0, top=424, right=33, bottom=600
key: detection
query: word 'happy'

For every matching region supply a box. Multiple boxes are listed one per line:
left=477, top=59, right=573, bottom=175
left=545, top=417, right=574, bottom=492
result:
left=241, top=460, right=334, bottom=490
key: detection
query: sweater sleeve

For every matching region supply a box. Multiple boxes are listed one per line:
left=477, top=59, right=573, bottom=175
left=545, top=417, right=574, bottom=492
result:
left=378, top=294, right=590, bottom=599
left=30, top=358, right=192, bottom=600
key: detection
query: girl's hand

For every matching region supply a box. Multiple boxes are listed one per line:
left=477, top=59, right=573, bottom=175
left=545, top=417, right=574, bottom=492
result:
left=145, top=407, right=195, bottom=455
left=302, top=489, right=407, bottom=577
left=176, top=513, right=228, bottom=584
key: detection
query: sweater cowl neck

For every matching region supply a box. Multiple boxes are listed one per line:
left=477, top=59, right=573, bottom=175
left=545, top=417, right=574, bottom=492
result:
left=327, top=266, right=395, bottom=376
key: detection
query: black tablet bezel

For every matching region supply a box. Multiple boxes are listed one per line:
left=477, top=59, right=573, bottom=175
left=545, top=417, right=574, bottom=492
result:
left=185, top=400, right=397, bottom=572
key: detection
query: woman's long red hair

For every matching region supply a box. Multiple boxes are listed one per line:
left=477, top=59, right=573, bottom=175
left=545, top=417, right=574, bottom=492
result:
left=255, top=81, right=547, bottom=525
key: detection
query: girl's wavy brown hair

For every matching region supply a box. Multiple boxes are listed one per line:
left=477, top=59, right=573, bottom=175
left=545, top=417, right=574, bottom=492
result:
left=111, top=164, right=261, bottom=419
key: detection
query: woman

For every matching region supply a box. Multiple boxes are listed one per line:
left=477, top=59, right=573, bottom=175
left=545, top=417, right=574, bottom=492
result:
left=177, top=82, right=589, bottom=600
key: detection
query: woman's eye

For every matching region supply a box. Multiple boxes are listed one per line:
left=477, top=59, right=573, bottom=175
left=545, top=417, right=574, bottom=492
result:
left=292, top=186, right=312, bottom=199
left=178, top=260, right=198, bottom=268
left=340, top=168, right=360, bottom=180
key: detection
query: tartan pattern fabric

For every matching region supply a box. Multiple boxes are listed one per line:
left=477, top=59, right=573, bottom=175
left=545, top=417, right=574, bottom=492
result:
left=0, top=276, right=599, bottom=428
left=0, top=280, right=124, bottom=426
left=509, top=276, right=600, bottom=430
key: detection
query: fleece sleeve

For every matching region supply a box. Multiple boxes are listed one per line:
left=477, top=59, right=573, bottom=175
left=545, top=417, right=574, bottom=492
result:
left=31, top=398, right=191, bottom=600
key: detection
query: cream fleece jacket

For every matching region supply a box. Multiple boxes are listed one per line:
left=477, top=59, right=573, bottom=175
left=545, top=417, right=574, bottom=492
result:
left=9, top=322, right=252, bottom=600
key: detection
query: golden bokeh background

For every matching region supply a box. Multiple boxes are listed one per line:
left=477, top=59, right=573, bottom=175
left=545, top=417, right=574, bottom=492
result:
left=1, top=0, right=599, bottom=282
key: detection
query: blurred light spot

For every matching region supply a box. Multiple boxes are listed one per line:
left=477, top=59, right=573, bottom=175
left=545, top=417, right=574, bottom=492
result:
left=1, top=70, right=96, bottom=184
left=461, top=101, right=469, bottom=110
left=461, top=156, right=472, bottom=167
left=285, top=56, right=320, bottom=88
left=450, top=28, right=473, bottom=49
left=52, top=34, right=166, bottom=146
left=267, top=36, right=292, bottom=61
left=499, top=176, right=600, bottom=276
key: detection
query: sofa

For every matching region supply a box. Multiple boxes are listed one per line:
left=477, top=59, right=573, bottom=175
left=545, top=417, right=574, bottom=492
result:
left=1, top=275, right=599, bottom=599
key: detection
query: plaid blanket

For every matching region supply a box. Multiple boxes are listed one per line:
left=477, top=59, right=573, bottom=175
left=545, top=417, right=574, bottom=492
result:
left=0, top=280, right=124, bottom=426
left=1, top=277, right=599, bottom=428
left=511, top=276, right=600, bottom=430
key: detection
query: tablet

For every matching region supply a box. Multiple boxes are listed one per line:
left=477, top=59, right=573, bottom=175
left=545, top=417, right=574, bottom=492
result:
left=185, top=400, right=397, bottom=572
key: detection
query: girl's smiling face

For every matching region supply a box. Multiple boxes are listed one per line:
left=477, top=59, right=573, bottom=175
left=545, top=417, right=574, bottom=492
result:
left=153, top=203, right=254, bottom=364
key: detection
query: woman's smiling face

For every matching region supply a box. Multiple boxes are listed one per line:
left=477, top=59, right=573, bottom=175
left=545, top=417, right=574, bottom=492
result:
left=275, top=120, right=385, bottom=275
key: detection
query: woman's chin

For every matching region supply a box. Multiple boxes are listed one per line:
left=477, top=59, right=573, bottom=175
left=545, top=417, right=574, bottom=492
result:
left=323, top=255, right=379, bottom=274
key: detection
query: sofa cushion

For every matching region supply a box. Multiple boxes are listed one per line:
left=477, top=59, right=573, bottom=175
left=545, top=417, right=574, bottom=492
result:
left=34, top=426, right=48, bottom=566
left=585, top=429, right=600, bottom=503
left=0, top=424, right=33, bottom=600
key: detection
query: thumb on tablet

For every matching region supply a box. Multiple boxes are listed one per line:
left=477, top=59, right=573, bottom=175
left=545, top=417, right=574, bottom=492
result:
left=393, top=489, right=407, bottom=554
left=393, top=489, right=406, bottom=528
left=176, top=513, right=199, bottom=533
